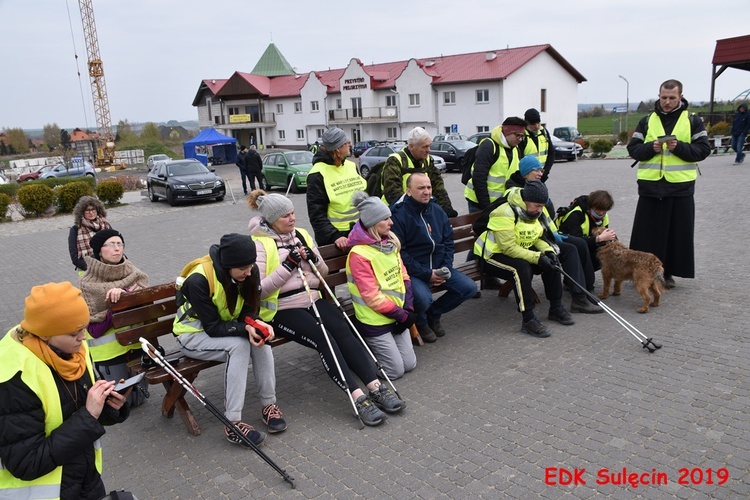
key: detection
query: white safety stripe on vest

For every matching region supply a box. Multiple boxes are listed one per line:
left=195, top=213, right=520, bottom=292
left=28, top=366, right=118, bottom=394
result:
left=0, top=484, right=60, bottom=499
left=86, top=331, right=118, bottom=347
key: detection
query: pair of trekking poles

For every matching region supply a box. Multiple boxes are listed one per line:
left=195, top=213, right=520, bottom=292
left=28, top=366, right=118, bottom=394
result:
left=139, top=245, right=402, bottom=489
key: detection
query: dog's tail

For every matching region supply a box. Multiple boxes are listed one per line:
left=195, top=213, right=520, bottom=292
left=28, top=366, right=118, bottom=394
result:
left=655, top=267, right=667, bottom=290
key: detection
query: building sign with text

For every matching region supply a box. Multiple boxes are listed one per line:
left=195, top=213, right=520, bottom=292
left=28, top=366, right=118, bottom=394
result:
left=229, top=114, right=252, bottom=123
left=343, top=77, right=368, bottom=91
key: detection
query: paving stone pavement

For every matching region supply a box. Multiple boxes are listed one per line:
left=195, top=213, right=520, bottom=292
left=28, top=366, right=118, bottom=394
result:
left=1, top=154, right=748, bottom=498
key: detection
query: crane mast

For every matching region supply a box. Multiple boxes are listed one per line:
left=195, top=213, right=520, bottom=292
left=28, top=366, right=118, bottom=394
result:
left=78, top=0, right=116, bottom=167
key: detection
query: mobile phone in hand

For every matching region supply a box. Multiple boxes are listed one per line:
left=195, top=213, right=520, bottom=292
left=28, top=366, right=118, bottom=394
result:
left=245, top=316, right=270, bottom=340
left=657, top=135, right=676, bottom=143
left=113, top=372, right=145, bottom=393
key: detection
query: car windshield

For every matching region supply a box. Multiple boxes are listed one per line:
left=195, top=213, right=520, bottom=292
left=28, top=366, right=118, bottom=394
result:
left=167, top=162, right=208, bottom=176
left=449, top=141, right=476, bottom=150
left=285, top=151, right=313, bottom=165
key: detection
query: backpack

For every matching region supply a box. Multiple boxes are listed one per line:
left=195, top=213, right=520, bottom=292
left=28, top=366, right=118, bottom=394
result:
left=177, top=255, right=216, bottom=297
left=471, top=193, right=512, bottom=237
left=461, top=138, right=500, bottom=185
left=555, top=195, right=585, bottom=222
left=365, top=150, right=409, bottom=198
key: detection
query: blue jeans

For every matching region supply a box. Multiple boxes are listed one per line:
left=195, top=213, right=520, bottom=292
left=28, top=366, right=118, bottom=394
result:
left=731, top=134, right=746, bottom=163
left=411, top=269, right=477, bottom=327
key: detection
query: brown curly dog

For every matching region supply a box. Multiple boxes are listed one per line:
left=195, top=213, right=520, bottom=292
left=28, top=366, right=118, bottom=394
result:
left=594, top=230, right=666, bottom=313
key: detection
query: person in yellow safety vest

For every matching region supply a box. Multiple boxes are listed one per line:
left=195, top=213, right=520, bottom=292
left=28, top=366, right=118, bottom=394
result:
left=247, top=190, right=404, bottom=427
left=307, top=127, right=366, bottom=250
left=78, top=229, right=149, bottom=407
left=626, top=79, right=711, bottom=289
left=557, top=190, right=617, bottom=272
left=346, top=191, right=417, bottom=381
left=464, top=116, right=525, bottom=213
left=474, top=181, right=579, bottom=339
left=172, top=233, right=286, bottom=446
left=381, top=126, right=457, bottom=217
left=518, top=108, right=555, bottom=183
left=0, top=282, right=130, bottom=500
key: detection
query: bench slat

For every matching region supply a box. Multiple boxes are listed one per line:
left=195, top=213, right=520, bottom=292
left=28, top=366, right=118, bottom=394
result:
left=111, top=283, right=176, bottom=312
left=112, top=301, right=177, bottom=329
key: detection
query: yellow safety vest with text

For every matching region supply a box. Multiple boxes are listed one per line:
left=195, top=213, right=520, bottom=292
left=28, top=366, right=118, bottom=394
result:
left=474, top=203, right=546, bottom=262
left=0, top=329, right=102, bottom=500
left=464, top=145, right=518, bottom=204
left=346, top=245, right=406, bottom=326
left=638, top=110, right=698, bottom=183
left=173, top=264, right=243, bottom=335
left=253, top=227, right=315, bottom=321
left=309, top=160, right=366, bottom=232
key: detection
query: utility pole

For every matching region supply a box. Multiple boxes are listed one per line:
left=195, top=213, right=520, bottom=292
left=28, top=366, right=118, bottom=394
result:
left=618, top=75, right=630, bottom=133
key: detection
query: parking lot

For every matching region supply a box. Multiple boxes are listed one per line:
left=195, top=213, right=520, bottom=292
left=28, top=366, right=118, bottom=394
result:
left=0, top=153, right=748, bottom=498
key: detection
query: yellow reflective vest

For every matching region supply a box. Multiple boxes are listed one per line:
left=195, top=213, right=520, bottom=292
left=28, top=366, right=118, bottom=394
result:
left=523, top=127, right=550, bottom=165
left=638, top=110, right=698, bottom=183
left=173, top=263, right=243, bottom=335
left=308, top=160, right=366, bottom=232
left=0, top=329, right=102, bottom=500
left=85, top=324, right=140, bottom=363
left=558, top=205, right=609, bottom=237
left=464, top=144, right=518, bottom=205
left=254, top=227, right=314, bottom=321
left=346, top=245, right=406, bottom=326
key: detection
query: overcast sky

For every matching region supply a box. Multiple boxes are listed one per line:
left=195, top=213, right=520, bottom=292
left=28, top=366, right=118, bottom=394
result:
left=2, top=0, right=749, bottom=130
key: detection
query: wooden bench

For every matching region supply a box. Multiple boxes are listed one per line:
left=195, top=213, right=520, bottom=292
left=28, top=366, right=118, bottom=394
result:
left=109, top=214, right=485, bottom=435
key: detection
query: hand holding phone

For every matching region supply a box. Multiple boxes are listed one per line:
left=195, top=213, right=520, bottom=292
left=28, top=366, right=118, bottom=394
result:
left=657, top=135, right=676, bottom=143
left=245, top=316, right=270, bottom=340
left=113, top=372, right=145, bottom=393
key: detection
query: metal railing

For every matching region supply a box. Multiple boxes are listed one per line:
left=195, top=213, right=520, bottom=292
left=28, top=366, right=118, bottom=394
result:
left=328, top=106, right=398, bottom=122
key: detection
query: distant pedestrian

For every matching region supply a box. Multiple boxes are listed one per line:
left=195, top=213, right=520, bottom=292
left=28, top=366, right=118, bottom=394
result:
left=626, top=79, right=710, bottom=288
left=731, top=103, right=749, bottom=164
left=235, top=145, right=250, bottom=195
left=246, top=145, right=264, bottom=190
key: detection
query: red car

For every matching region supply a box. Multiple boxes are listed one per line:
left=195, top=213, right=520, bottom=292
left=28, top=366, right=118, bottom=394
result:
left=17, top=164, right=54, bottom=182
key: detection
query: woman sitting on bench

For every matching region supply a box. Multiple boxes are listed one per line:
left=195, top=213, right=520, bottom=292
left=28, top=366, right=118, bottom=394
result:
left=248, top=190, right=404, bottom=427
left=79, top=229, right=149, bottom=407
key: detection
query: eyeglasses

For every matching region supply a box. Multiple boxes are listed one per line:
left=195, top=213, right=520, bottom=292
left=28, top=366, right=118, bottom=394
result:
left=101, top=242, right=125, bottom=249
left=84, top=208, right=98, bottom=213
left=512, top=133, right=526, bottom=139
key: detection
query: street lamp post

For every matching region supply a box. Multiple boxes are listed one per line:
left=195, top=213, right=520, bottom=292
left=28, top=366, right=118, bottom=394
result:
left=618, top=75, right=629, bottom=133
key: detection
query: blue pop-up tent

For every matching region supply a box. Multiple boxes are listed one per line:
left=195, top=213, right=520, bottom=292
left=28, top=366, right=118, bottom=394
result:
left=183, top=128, right=237, bottom=166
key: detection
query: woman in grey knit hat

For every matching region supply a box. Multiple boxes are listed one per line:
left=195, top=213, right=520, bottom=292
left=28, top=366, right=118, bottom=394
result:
left=247, top=190, right=405, bottom=427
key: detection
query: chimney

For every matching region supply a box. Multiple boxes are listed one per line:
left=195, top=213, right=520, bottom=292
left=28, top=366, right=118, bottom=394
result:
left=486, top=52, right=497, bottom=61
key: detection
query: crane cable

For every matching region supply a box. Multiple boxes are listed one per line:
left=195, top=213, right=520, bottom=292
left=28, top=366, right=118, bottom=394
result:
left=65, top=0, right=91, bottom=131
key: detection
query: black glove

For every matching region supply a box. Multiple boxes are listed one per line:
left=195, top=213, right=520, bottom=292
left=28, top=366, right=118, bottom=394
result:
left=303, top=246, right=319, bottom=264
left=281, top=249, right=302, bottom=272
left=399, top=311, right=418, bottom=330
left=444, top=206, right=459, bottom=218
left=538, top=254, right=556, bottom=273
left=545, top=251, right=561, bottom=268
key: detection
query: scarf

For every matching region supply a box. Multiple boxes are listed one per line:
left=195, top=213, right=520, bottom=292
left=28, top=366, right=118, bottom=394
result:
left=76, top=217, right=112, bottom=258
left=21, top=332, right=87, bottom=381
left=79, top=257, right=149, bottom=323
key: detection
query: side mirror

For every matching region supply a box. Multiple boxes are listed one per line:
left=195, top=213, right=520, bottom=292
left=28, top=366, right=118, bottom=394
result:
left=279, top=162, right=288, bottom=168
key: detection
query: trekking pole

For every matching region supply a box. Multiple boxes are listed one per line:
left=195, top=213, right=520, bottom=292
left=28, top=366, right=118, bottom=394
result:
left=138, top=338, right=296, bottom=488
left=285, top=176, right=295, bottom=197
left=295, top=266, right=365, bottom=429
left=303, top=254, right=402, bottom=400
left=225, top=179, right=237, bottom=204
left=550, top=265, right=663, bottom=353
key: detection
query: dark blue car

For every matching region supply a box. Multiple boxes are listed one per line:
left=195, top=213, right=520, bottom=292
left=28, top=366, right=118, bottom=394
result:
left=352, top=140, right=379, bottom=158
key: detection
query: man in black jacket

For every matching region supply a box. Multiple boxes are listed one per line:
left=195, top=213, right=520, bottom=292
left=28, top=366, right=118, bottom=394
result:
left=246, top=146, right=264, bottom=190
left=235, top=146, right=250, bottom=195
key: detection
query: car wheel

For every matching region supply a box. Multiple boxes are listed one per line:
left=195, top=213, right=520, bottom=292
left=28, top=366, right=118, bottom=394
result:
left=260, top=175, right=269, bottom=191
left=166, top=188, right=176, bottom=207
left=216, top=196, right=224, bottom=202
left=85, top=173, right=95, bottom=177
left=289, top=176, right=300, bottom=194
left=360, top=164, right=370, bottom=179
left=148, top=185, right=158, bottom=202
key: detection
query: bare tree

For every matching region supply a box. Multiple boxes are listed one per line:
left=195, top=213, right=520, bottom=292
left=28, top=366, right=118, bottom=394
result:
left=43, top=123, right=61, bottom=151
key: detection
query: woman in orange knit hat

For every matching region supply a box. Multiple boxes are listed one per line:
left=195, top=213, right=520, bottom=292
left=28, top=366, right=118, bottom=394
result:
left=0, top=282, right=130, bottom=500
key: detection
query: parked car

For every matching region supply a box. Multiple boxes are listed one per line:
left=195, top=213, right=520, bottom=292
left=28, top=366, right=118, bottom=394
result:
left=429, top=140, right=476, bottom=172
left=553, top=126, right=582, bottom=143
left=261, top=150, right=314, bottom=193
left=39, top=159, right=96, bottom=180
left=147, top=154, right=172, bottom=171
left=551, top=135, right=584, bottom=162
left=17, top=164, right=54, bottom=182
left=467, top=132, right=491, bottom=144
left=433, top=134, right=470, bottom=142
left=147, top=159, right=225, bottom=206
left=357, top=145, right=446, bottom=179
left=352, top=140, right=379, bottom=158
left=0, top=173, right=8, bottom=185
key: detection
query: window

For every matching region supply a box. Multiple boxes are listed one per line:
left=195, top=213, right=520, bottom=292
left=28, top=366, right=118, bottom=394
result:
left=278, top=130, right=286, bottom=140
left=336, top=98, right=342, bottom=109
left=296, top=129, right=305, bottom=140
left=476, top=89, right=489, bottom=103
left=386, top=95, right=397, bottom=107
left=311, top=101, right=319, bottom=112
left=477, top=126, right=489, bottom=132
left=316, top=128, right=324, bottom=139
left=228, top=106, right=239, bottom=115
left=540, top=89, right=547, bottom=112
left=387, top=127, right=397, bottom=139
left=409, top=94, right=420, bottom=106
left=206, top=98, right=212, bottom=120
left=351, top=98, right=362, bottom=118
left=294, top=102, right=302, bottom=113
left=443, top=91, right=455, bottom=105
left=276, top=103, right=283, bottom=114
left=444, top=127, right=451, bottom=134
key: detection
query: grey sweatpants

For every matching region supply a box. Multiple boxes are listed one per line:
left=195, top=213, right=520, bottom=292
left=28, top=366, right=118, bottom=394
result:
left=176, top=332, right=276, bottom=422
left=364, top=328, right=416, bottom=380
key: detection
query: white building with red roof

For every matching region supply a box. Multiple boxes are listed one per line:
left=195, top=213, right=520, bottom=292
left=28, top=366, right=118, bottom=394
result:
left=192, top=43, right=585, bottom=149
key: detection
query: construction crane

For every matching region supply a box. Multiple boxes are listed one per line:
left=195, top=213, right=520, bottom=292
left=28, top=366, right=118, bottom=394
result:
left=78, top=0, right=119, bottom=168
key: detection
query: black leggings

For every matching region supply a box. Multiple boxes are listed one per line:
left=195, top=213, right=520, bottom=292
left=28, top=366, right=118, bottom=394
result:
left=270, top=300, right=377, bottom=393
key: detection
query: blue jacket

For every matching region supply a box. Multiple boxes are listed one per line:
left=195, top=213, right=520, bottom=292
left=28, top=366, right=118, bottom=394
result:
left=390, top=194, right=454, bottom=283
